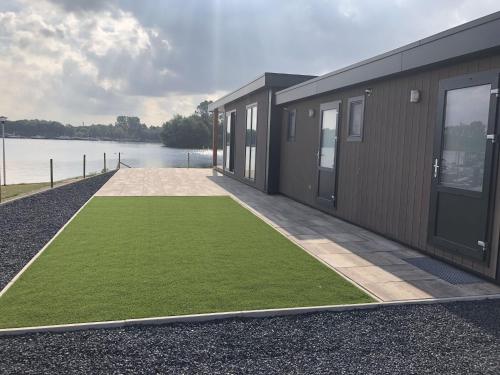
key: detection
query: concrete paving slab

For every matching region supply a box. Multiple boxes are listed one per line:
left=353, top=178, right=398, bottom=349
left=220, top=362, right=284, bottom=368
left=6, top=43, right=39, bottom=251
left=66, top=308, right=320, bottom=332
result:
left=318, top=253, right=373, bottom=268
left=339, top=266, right=405, bottom=284
left=325, top=232, right=367, bottom=243
left=352, top=251, right=408, bottom=266
left=377, top=264, right=438, bottom=281
left=392, top=248, right=428, bottom=259
left=363, top=281, right=433, bottom=301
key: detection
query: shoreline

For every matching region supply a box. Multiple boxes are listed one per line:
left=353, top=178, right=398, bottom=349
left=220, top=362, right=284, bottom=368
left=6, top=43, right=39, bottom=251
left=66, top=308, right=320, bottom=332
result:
left=4, top=136, right=162, bottom=144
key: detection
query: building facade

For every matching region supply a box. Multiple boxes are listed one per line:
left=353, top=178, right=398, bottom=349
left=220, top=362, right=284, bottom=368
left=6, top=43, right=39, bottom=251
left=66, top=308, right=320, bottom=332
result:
left=210, top=11, right=500, bottom=283
left=208, top=73, right=316, bottom=193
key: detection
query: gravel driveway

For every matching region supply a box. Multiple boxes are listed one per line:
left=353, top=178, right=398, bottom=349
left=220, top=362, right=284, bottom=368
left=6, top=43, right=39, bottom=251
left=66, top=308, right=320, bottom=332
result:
left=1, top=299, right=499, bottom=374
left=0, top=173, right=114, bottom=289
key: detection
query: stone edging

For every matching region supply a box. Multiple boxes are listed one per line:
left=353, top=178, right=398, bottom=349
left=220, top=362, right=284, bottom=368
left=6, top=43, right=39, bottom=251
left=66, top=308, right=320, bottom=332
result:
left=0, top=194, right=96, bottom=299
left=1, top=294, right=500, bottom=336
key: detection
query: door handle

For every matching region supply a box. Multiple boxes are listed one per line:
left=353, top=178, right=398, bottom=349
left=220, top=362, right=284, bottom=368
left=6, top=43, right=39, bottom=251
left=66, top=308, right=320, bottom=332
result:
left=433, top=158, right=440, bottom=178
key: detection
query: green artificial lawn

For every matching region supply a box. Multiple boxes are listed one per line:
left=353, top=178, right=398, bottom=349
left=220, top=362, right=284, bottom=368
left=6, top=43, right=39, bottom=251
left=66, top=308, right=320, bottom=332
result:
left=0, top=196, right=372, bottom=328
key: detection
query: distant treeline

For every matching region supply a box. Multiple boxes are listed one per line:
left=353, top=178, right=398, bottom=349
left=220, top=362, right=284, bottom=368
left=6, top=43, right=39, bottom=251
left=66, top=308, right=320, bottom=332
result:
left=4, top=100, right=221, bottom=148
left=4, top=116, right=162, bottom=143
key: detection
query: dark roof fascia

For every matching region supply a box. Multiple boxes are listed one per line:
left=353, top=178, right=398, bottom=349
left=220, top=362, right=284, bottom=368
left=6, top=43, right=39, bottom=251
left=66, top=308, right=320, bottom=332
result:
left=275, top=11, right=500, bottom=105
left=208, top=74, right=266, bottom=112
left=208, top=73, right=316, bottom=111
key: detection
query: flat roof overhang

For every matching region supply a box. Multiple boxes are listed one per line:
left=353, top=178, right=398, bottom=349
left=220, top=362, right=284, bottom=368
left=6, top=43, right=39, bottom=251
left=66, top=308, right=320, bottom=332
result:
left=208, top=73, right=316, bottom=112
left=276, top=11, right=500, bottom=105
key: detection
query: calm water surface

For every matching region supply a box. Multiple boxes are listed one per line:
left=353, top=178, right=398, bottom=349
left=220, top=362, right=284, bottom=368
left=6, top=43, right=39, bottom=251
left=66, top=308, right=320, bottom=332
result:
left=2, top=138, right=214, bottom=184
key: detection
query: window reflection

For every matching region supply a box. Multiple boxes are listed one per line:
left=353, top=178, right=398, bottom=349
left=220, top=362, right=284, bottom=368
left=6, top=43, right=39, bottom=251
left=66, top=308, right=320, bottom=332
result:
left=319, top=109, right=338, bottom=169
left=245, top=105, right=257, bottom=180
left=441, top=84, right=490, bottom=192
left=348, top=100, right=363, bottom=137
left=225, top=112, right=235, bottom=172
left=287, top=109, right=296, bottom=141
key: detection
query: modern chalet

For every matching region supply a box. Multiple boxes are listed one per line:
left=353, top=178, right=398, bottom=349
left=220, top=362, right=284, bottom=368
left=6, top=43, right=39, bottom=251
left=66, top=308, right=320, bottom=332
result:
left=208, top=11, right=500, bottom=283
left=208, top=73, right=316, bottom=193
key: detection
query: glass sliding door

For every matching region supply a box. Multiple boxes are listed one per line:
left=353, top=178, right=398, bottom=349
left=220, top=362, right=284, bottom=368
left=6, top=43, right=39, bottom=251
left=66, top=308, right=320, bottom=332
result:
left=224, top=111, right=235, bottom=172
left=245, top=104, right=257, bottom=180
left=216, top=112, right=224, bottom=169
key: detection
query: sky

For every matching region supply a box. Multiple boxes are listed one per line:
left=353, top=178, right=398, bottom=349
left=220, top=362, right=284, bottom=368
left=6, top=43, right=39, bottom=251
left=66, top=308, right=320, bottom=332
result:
left=0, top=0, right=499, bottom=127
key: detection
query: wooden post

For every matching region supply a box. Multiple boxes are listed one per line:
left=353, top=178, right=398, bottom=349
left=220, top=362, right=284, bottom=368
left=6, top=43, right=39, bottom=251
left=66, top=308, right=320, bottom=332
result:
left=83, top=154, right=86, bottom=178
left=50, top=159, right=53, bottom=188
left=187, top=152, right=190, bottom=169
left=212, top=108, right=218, bottom=168
left=118, top=152, right=121, bottom=169
left=104, top=152, right=106, bottom=172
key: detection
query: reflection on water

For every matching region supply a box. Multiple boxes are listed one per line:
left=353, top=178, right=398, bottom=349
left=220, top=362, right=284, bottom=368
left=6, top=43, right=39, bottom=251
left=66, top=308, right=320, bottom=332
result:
left=2, top=138, right=214, bottom=184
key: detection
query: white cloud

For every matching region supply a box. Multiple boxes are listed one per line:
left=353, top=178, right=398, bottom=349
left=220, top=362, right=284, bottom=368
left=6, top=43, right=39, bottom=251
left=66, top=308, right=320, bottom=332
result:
left=140, top=90, right=227, bottom=126
left=0, top=0, right=185, bottom=125
left=84, top=12, right=152, bottom=57
left=0, top=0, right=499, bottom=126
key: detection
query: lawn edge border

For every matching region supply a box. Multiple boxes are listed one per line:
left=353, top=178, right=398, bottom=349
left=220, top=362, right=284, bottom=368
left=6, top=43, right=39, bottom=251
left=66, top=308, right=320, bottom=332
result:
left=0, top=194, right=96, bottom=299
left=1, top=294, right=500, bottom=336
left=226, top=195, right=382, bottom=302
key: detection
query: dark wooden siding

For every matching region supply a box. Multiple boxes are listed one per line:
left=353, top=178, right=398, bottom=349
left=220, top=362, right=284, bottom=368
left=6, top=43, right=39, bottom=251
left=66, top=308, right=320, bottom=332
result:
left=222, top=88, right=270, bottom=192
left=279, top=52, right=500, bottom=279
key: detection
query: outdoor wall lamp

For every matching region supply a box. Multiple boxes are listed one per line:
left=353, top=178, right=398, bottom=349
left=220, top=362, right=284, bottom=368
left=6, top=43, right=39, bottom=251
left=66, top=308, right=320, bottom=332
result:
left=308, top=109, right=315, bottom=118
left=364, top=88, right=373, bottom=96
left=410, top=89, right=421, bottom=103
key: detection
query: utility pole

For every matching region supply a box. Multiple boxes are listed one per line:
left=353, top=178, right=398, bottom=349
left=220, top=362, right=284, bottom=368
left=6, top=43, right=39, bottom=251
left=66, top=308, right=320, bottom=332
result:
left=0, top=116, right=7, bottom=186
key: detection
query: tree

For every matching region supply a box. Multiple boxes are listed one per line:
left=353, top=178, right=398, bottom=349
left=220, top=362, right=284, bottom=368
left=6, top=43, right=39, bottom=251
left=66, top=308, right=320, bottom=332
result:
left=115, top=116, right=147, bottom=140
left=160, top=100, right=214, bottom=149
left=160, top=115, right=210, bottom=148
left=195, top=100, right=213, bottom=123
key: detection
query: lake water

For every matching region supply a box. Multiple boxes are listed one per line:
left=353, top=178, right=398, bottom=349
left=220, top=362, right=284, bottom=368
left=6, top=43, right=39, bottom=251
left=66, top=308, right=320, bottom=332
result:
left=1, top=138, right=215, bottom=184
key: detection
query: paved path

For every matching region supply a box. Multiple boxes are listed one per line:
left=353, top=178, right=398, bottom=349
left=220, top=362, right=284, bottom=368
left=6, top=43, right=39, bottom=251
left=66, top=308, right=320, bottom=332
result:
left=96, top=168, right=228, bottom=196
left=96, top=168, right=500, bottom=302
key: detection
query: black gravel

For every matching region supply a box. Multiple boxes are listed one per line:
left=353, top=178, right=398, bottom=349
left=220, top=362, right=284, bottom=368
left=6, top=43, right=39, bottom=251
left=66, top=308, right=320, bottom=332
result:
left=0, top=173, right=114, bottom=289
left=1, top=300, right=499, bottom=374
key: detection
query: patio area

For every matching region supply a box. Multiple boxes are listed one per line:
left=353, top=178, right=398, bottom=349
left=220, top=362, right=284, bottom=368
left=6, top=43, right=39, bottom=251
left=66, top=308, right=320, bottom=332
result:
left=0, top=170, right=374, bottom=329
left=98, top=168, right=500, bottom=302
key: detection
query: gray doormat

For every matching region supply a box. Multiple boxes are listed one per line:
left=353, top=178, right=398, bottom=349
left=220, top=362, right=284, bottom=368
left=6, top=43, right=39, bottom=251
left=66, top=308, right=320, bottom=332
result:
left=405, top=257, right=483, bottom=285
